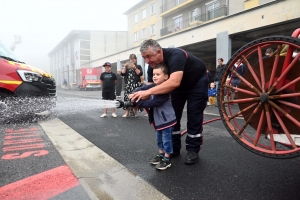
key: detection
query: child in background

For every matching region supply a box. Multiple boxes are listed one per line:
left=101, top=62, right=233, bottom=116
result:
left=129, top=63, right=176, bottom=170
left=208, top=82, right=217, bottom=107
left=100, top=62, right=117, bottom=118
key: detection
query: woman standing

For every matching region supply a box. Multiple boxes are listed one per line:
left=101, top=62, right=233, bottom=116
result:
left=121, top=54, right=143, bottom=117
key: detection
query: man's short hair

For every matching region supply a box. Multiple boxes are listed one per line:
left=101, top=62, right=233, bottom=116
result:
left=140, top=39, right=162, bottom=53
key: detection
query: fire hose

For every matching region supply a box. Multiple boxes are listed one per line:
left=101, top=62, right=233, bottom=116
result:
left=115, top=100, right=221, bottom=136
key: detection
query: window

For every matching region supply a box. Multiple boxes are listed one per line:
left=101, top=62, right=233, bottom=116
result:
left=151, top=24, right=155, bottom=35
left=151, top=3, right=155, bottom=14
left=190, top=9, right=196, bottom=22
left=134, top=13, right=138, bottom=23
left=175, top=0, right=180, bottom=6
left=206, top=0, right=220, bottom=20
left=142, top=28, right=146, bottom=38
left=134, top=32, right=138, bottom=41
left=173, top=15, right=183, bottom=31
left=142, top=9, right=146, bottom=19
left=190, top=8, right=201, bottom=22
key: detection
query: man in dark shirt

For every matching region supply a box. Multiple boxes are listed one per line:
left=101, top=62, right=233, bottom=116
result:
left=131, top=39, right=208, bottom=164
left=100, top=62, right=117, bottom=118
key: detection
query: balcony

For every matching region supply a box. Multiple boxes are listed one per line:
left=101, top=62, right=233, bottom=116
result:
left=161, top=0, right=194, bottom=17
left=160, top=5, right=227, bottom=37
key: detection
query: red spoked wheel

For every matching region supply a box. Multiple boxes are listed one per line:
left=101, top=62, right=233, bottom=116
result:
left=218, top=35, right=300, bottom=158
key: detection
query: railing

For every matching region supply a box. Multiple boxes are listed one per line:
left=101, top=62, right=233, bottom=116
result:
left=160, top=5, right=227, bottom=37
left=161, top=0, right=189, bottom=13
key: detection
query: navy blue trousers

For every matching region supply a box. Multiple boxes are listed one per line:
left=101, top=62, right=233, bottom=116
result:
left=171, top=74, right=208, bottom=153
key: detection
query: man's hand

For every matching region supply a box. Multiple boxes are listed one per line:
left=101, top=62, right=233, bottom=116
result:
left=130, top=90, right=151, bottom=102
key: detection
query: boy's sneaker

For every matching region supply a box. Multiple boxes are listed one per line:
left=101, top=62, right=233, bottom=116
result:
left=111, top=113, right=117, bottom=118
left=100, top=113, right=107, bottom=118
left=155, top=159, right=171, bottom=170
left=150, top=154, right=163, bottom=165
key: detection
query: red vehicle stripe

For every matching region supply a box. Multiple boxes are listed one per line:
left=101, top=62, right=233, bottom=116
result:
left=0, top=165, right=79, bottom=199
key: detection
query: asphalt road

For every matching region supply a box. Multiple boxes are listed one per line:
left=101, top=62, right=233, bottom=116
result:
left=54, top=89, right=300, bottom=200
left=1, top=88, right=300, bottom=200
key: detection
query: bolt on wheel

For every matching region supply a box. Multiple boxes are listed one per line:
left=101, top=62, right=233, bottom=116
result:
left=218, top=36, right=300, bottom=158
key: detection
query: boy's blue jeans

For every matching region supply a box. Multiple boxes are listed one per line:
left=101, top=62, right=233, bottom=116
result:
left=156, top=126, right=174, bottom=155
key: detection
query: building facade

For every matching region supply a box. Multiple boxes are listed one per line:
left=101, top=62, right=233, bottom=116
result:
left=50, top=0, right=300, bottom=85
left=48, top=30, right=127, bottom=86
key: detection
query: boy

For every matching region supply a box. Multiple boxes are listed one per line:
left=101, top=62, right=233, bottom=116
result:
left=100, top=62, right=117, bottom=118
left=129, top=63, right=176, bottom=170
left=208, top=82, right=217, bottom=107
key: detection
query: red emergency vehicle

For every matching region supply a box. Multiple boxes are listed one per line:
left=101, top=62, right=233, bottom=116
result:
left=76, top=68, right=101, bottom=90
left=0, top=40, right=56, bottom=118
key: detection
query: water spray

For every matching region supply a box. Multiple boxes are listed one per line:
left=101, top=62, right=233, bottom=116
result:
left=0, top=101, right=8, bottom=113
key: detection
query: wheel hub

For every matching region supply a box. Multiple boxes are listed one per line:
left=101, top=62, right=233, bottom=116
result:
left=260, top=93, right=269, bottom=103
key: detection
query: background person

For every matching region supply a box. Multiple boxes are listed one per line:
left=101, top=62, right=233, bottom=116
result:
left=100, top=62, right=117, bottom=118
left=263, top=48, right=274, bottom=59
left=63, top=78, right=67, bottom=90
left=131, top=39, right=208, bottom=165
left=116, top=70, right=123, bottom=98
left=129, top=64, right=176, bottom=170
left=214, top=58, right=225, bottom=91
left=121, top=54, right=143, bottom=118
left=208, top=82, right=217, bottom=107
left=228, top=58, right=247, bottom=101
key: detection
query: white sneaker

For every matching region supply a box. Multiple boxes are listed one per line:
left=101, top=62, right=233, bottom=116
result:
left=112, top=113, right=117, bottom=118
left=100, top=113, right=107, bottom=118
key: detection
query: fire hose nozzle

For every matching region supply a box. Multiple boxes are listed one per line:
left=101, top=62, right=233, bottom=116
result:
left=115, top=100, right=136, bottom=109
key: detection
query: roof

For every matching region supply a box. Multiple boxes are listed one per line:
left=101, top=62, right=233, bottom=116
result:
left=123, top=0, right=147, bottom=15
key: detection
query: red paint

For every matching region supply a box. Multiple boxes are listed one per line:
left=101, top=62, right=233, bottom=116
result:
left=0, top=165, right=79, bottom=199
left=3, top=143, right=45, bottom=152
left=1, top=150, right=48, bottom=160
left=3, top=138, right=43, bottom=145
left=1, top=127, right=48, bottom=160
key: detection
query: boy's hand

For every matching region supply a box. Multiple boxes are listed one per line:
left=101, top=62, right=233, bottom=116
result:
left=130, top=90, right=150, bottom=102
left=128, top=93, right=133, bottom=99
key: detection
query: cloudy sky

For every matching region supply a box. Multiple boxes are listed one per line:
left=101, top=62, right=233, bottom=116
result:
left=0, top=0, right=141, bottom=72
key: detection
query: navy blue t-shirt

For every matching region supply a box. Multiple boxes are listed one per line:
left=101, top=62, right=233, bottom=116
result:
left=148, top=48, right=206, bottom=90
left=100, top=72, right=117, bottom=92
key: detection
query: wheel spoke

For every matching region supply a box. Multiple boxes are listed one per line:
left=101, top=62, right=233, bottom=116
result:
left=238, top=102, right=262, bottom=135
left=268, top=100, right=300, bottom=128
left=225, top=85, right=257, bottom=96
left=271, top=107, right=297, bottom=148
left=226, top=97, right=260, bottom=105
left=275, top=76, right=300, bottom=94
left=257, top=46, right=266, bottom=92
left=268, top=52, right=300, bottom=94
left=228, top=103, right=258, bottom=120
left=277, top=100, right=300, bottom=110
left=268, top=44, right=282, bottom=90
left=253, top=110, right=265, bottom=146
left=264, top=104, right=276, bottom=151
left=269, top=93, right=300, bottom=100
left=241, top=55, right=262, bottom=91
left=229, top=67, right=262, bottom=95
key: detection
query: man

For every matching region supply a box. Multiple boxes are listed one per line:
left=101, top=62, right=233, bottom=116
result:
left=214, top=58, right=226, bottom=91
left=131, top=39, right=208, bottom=164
